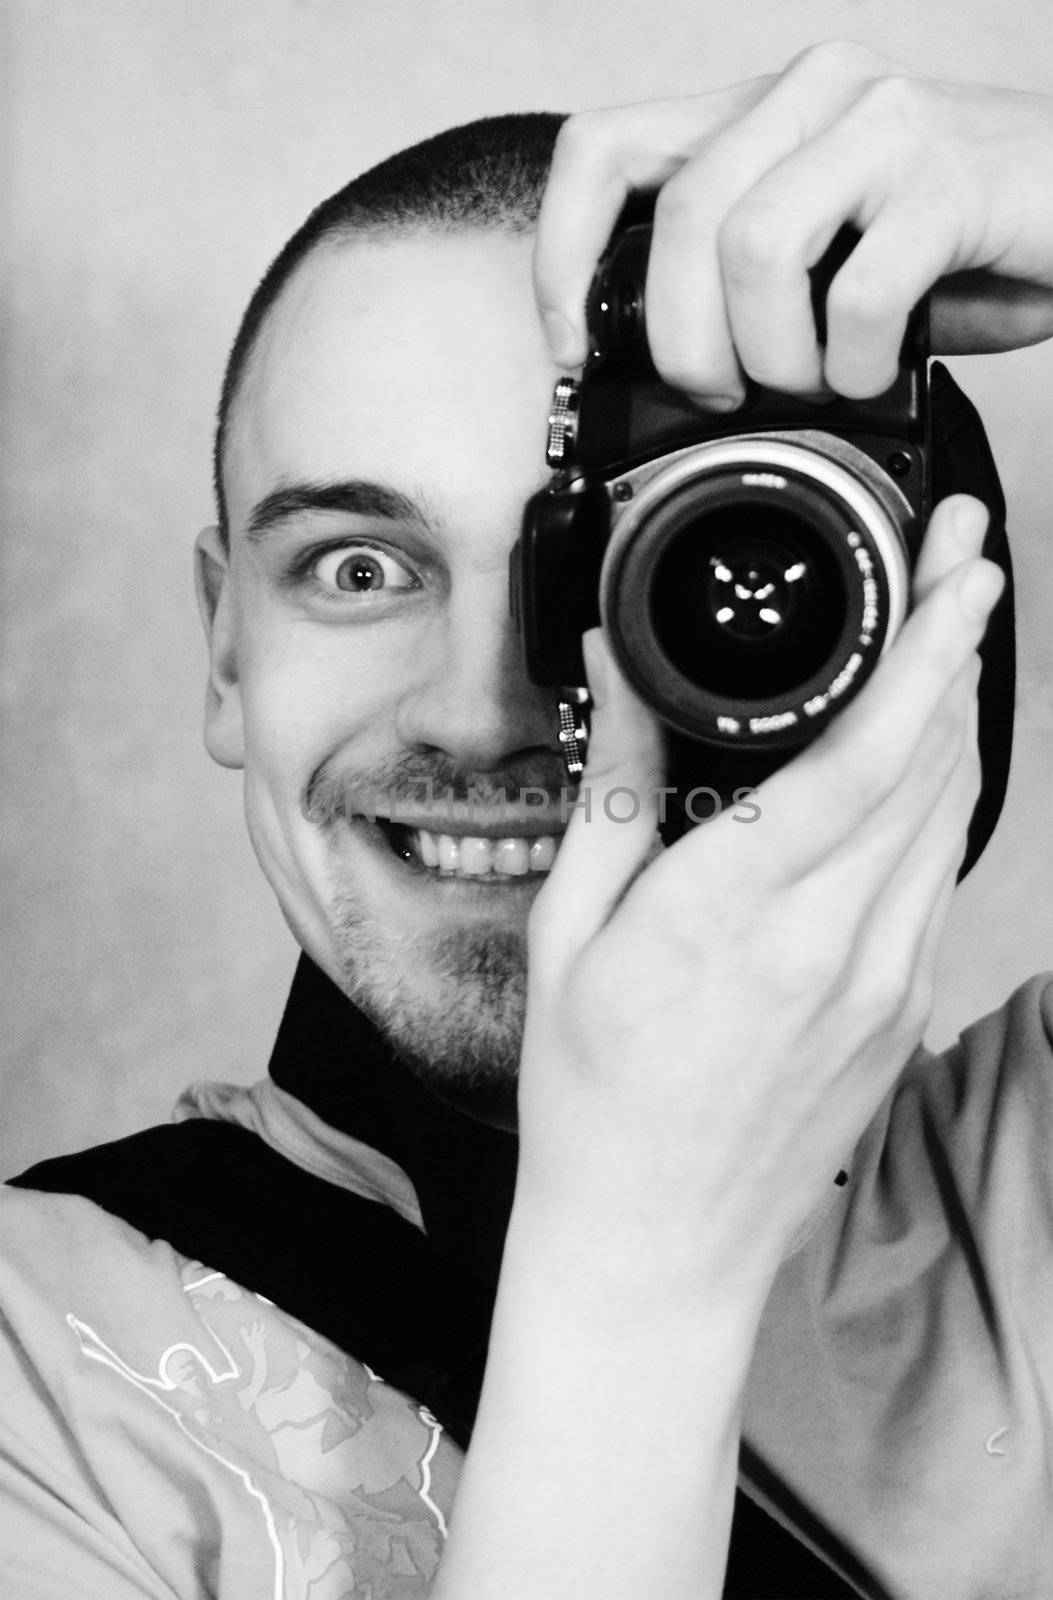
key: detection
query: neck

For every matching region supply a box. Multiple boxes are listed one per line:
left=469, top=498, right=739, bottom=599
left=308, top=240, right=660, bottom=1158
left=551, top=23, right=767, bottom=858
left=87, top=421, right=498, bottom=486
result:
left=267, top=953, right=519, bottom=1284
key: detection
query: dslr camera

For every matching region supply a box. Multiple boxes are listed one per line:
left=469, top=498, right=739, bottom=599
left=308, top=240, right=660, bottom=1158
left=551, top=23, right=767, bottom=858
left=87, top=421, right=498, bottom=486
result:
left=511, top=218, right=1015, bottom=869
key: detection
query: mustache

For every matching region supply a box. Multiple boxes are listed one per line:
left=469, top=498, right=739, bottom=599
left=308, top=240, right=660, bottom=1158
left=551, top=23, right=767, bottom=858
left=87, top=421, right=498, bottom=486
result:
left=304, top=751, right=573, bottom=826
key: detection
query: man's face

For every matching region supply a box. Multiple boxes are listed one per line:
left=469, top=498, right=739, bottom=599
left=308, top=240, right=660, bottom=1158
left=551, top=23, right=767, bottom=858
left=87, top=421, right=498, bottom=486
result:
left=204, top=231, right=568, bottom=1101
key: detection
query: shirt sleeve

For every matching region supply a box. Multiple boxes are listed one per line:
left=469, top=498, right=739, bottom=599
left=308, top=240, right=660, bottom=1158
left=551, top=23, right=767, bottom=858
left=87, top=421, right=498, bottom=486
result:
left=0, top=1211, right=179, bottom=1599
left=0, top=1184, right=459, bottom=1599
left=741, top=974, right=1053, bottom=1600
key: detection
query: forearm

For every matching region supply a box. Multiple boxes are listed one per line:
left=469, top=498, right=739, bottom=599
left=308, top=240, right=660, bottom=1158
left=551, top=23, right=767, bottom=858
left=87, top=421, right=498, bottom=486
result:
left=432, top=1192, right=767, bottom=1600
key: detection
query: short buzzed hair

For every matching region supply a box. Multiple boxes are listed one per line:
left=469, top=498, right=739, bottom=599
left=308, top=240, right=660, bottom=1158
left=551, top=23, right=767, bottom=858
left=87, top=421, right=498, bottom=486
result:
left=213, top=111, right=567, bottom=538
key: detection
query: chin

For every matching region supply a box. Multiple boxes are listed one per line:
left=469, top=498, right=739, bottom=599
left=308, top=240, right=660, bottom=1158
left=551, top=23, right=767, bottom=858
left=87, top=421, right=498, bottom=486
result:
left=331, top=888, right=528, bottom=1109
left=286, top=802, right=554, bottom=1114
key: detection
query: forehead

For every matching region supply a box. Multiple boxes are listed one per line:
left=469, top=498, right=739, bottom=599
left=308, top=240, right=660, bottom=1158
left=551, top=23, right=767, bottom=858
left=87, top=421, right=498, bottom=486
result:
left=224, top=229, right=557, bottom=534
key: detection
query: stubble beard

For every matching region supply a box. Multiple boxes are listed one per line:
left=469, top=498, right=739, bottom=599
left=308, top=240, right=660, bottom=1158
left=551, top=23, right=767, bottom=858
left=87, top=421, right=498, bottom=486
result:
left=304, top=746, right=569, bottom=1118
left=328, top=879, right=528, bottom=1111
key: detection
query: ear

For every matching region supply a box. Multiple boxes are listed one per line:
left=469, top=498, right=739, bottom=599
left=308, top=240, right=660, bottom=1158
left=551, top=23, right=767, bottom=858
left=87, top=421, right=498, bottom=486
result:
left=194, top=525, right=245, bottom=770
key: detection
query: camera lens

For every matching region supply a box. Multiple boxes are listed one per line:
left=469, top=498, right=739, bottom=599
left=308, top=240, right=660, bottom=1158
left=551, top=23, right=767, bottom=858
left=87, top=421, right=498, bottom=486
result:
left=651, top=504, right=847, bottom=699
left=601, top=437, right=911, bottom=749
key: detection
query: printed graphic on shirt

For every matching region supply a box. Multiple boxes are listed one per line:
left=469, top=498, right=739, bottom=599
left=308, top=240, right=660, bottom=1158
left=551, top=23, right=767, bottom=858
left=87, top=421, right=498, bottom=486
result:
left=67, top=1260, right=460, bottom=1599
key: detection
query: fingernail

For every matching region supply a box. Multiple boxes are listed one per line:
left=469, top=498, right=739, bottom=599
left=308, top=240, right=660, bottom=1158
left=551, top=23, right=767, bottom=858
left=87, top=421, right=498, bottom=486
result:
left=688, top=391, right=744, bottom=414
left=958, top=560, right=1004, bottom=622
left=542, top=310, right=581, bottom=367
left=951, top=498, right=990, bottom=555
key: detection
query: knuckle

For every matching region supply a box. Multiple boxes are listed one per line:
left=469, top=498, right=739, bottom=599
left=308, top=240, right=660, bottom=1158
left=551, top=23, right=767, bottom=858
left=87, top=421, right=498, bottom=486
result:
left=827, top=266, right=901, bottom=331
left=550, top=108, right=609, bottom=174
left=856, top=72, right=925, bottom=122
left=652, top=167, right=706, bottom=239
left=650, top=342, right=704, bottom=394
left=719, top=202, right=795, bottom=284
left=856, top=964, right=914, bottom=1028
left=791, top=39, right=880, bottom=82
left=821, top=734, right=899, bottom=814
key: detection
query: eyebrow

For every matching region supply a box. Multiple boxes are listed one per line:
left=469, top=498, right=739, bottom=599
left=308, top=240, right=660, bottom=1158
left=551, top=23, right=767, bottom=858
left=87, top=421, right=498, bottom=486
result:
left=244, top=479, right=434, bottom=542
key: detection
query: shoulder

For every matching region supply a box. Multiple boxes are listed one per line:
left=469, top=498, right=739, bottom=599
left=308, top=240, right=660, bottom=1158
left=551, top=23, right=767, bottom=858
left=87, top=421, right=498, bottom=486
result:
left=0, top=1180, right=221, bottom=1408
left=841, top=974, right=1053, bottom=1276
left=891, top=972, right=1053, bottom=1159
left=0, top=1166, right=462, bottom=1599
left=0, top=1184, right=225, bottom=1597
left=0, top=1180, right=189, bottom=1306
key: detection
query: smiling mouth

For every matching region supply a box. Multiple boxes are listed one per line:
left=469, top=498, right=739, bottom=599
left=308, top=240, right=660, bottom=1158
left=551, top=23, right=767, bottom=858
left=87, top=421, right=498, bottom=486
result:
left=373, top=819, right=560, bottom=881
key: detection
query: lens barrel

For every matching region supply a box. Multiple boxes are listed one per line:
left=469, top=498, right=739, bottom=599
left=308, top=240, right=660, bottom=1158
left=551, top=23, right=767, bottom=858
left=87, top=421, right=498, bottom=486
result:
left=601, top=432, right=912, bottom=749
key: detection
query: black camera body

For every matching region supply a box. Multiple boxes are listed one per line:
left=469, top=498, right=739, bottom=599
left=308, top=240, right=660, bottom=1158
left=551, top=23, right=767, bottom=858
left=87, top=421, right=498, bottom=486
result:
left=511, top=220, right=1016, bottom=871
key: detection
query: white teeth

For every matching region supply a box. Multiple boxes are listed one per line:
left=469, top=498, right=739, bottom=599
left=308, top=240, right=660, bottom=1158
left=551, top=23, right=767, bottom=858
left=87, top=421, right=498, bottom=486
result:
left=459, top=837, right=494, bottom=876
left=494, top=838, right=530, bottom=876
left=407, top=828, right=558, bottom=878
left=529, top=837, right=557, bottom=872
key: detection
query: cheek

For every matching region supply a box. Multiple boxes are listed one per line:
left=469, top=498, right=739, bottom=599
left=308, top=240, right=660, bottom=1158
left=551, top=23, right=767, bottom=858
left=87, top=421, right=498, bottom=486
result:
left=236, top=609, right=417, bottom=797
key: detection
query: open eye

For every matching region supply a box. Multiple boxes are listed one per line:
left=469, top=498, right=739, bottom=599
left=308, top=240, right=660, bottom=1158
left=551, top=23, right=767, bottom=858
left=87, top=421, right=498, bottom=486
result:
left=310, top=544, right=419, bottom=596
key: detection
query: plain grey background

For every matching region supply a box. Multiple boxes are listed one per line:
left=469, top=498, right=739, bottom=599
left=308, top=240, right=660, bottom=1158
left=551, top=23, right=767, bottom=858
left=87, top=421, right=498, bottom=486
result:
left=2, top=0, right=1052, bottom=1176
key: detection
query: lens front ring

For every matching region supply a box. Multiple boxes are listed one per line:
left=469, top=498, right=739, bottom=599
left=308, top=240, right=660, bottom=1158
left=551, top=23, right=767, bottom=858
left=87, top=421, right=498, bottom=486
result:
left=599, top=433, right=913, bottom=748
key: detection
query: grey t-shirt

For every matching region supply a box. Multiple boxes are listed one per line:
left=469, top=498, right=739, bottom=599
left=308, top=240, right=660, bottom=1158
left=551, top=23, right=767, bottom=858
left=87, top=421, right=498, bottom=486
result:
left=2, top=977, right=1051, bottom=1598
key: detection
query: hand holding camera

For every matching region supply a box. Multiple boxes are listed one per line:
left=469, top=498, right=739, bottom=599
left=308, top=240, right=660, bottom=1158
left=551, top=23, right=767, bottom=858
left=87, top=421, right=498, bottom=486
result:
left=514, top=44, right=1053, bottom=856
left=507, top=39, right=1050, bottom=1255
left=533, top=41, right=1053, bottom=393
left=508, top=39, right=1052, bottom=1253
left=479, top=497, right=1001, bottom=1600
left=514, top=216, right=1013, bottom=866
left=517, top=497, right=1001, bottom=1281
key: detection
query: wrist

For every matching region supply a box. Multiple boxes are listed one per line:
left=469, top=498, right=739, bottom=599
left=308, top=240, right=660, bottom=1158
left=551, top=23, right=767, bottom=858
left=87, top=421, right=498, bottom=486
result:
left=507, top=1148, right=784, bottom=1328
left=498, top=1180, right=776, bottom=1376
left=434, top=1193, right=762, bottom=1600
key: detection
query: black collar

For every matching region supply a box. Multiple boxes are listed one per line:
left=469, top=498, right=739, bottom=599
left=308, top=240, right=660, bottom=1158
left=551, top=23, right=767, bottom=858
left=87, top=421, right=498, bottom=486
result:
left=267, top=953, right=518, bottom=1287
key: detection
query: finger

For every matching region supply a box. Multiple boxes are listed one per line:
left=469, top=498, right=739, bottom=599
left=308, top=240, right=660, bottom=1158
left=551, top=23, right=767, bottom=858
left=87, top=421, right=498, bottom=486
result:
left=643, top=165, right=748, bottom=408
left=822, top=194, right=963, bottom=396
left=734, top=659, right=978, bottom=1073
left=645, top=61, right=888, bottom=403
left=645, top=117, right=820, bottom=406
left=932, top=270, right=1053, bottom=354
left=901, top=684, right=982, bottom=1020
left=740, top=554, right=1003, bottom=880
left=532, top=630, right=664, bottom=955
left=649, top=634, right=977, bottom=932
left=823, top=651, right=980, bottom=899
left=715, top=127, right=888, bottom=394
left=711, top=112, right=953, bottom=397
left=533, top=82, right=771, bottom=368
left=847, top=681, right=980, bottom=1028
left=911, top=494, right=990, bottom=605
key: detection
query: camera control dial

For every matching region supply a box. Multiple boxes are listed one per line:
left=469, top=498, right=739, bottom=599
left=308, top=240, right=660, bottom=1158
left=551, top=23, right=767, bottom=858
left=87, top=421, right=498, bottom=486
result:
left=546, top=377, right=581, bottom=469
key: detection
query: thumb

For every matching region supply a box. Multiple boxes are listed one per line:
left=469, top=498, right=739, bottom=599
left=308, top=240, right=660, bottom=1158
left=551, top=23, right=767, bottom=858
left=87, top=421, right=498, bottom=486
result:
left=536, top=630, right=666, bottom=953
left=931, top=270, right=1053, bottom=354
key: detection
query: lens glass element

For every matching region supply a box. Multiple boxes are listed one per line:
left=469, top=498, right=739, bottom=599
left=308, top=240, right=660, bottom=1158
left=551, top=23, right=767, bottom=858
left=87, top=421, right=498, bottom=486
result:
left=649, top=502, right=848, bottom=699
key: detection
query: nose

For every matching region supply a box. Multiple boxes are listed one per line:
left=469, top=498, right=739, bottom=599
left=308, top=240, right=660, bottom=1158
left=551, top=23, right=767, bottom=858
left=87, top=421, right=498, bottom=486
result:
left=393, top=560, right=560, bottom=772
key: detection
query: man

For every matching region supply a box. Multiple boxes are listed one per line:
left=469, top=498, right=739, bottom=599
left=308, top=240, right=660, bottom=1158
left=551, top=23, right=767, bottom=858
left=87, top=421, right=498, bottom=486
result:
left=3, top=41, right=1053, bottom=1599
